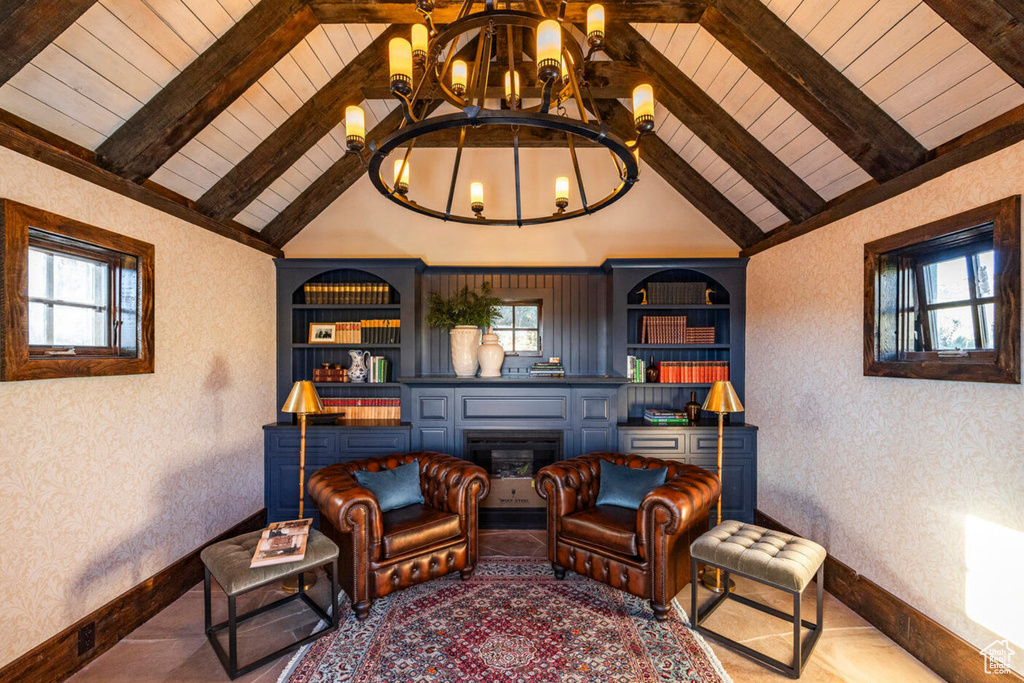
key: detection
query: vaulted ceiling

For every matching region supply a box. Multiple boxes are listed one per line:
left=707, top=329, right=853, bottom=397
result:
left=1, top=0, right=1023, bottom=259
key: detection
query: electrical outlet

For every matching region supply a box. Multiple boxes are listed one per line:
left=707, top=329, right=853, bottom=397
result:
left=897, top=612, right=910, bottom=640
left=78, top=622, right=95, bottom=656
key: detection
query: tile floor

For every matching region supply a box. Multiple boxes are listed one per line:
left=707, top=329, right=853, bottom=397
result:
left=69, top=530, right=941, bottom=682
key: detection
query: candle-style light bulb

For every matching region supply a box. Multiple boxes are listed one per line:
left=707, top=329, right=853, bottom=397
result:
left=393, top=158, right=410, bottom=195
left=389, top=37, right=413, bottom=96
left=470, top=182, right=484, bottom=216
left=587, top=5, right=605, bottom=47
left=633, top=83, right=655, bottom=135
left=555, top=176, right=569, bottom=211
left=504, top=70, right=521, bottom=108
left=345, top=105, right=365, bottom=152
left=411, top=24, right=428, bottom=64
left=536, top=20, right=561, bottom=82
left=451, top=59, right=468, bottom=97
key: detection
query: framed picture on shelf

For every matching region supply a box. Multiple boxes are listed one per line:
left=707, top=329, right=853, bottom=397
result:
left=308, top=322, right=337, bottom=343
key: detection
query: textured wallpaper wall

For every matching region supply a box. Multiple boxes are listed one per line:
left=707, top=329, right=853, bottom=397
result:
left=0, top=147, right=277, bottom=667
left=747, top=141, right=1024, bottom=671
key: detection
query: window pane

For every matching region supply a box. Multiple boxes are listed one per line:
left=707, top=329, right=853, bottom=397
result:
left=974, top=250, right=994, bottom=298
left=28, top=248, right=50, bottom=298
left=515, top=329, right=538, bottom=352
left=929, top=306, right=976, bottom=350
left=515, top=304, right=538, bottom=329
left=980, top=303, right=995, bottom=349
left=923, top=257, right=970, bottom=304
left=53, top=253, right=107, bottom=306
left=29, top=302, right=49, bottom=345
left=53, top=305, right=107, bottom=346
left=495, top=329, right=514, bottom=351
left=494, top=306, right=513, bottom=328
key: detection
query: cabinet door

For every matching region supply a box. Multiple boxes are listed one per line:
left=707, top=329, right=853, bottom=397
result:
left=267, top=455, right=334, bottom=524
left=689, top=456, right=755, bottom=523
left=415, top=426, right=451, bottom=453
left=579, top=426, right=614, bottom=454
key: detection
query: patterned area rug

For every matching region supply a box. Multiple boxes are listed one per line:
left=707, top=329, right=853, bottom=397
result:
left=278, top=558, right=731, bottom=682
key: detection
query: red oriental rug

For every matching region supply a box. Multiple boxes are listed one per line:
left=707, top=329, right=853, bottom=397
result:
left=278, top=557, right=731, bottom=683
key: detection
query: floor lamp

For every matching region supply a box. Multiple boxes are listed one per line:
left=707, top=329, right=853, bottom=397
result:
left=281, top=380, right=323, bottom=593
left=700, top=379, right=744, bottom=593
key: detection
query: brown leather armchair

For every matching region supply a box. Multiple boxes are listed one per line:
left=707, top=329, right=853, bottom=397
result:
left=536, top=452, right=720, bottom=621
left=308, top=452, right=489, bottom=620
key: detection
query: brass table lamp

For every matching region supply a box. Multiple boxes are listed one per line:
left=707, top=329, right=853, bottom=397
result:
left=700, top=380, right=744, bottom=593
left=280, top=380, right=323, bottom=593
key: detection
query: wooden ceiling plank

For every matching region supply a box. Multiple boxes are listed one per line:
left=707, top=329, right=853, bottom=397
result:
left=0, top=0, right=98, bottom=87
left=740, top=103, right=1024, bottom=257
left=593, top=99, right=764, bottom=249
left=701, top=0, right=928, bottom=182
left=604, top=21, right=824, bottom=223
left=195, top=25, right=404, bottom=221
left=922, top=0, right=1024, bottom=88
left=96, top=0, right=317, bottom=183
left=310, top=0, right=707, bottom=23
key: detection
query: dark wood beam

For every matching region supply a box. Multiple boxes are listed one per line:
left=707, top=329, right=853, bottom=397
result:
left=0, top=112, right=282, bottom=257
left=196, top=25, right=404, bottom=222
left=741, top=104, right=1024, bottom=257
left=0, top=0, right=97, bottom=86
left=96, top=0, right=317, bottom=183
left=702, top=0, right=926, bottom=182
left=922, top=0, right=1024, bottom=87
left=605, top=22, right=824, bottom=223
left=593, top=99, right=763, bottom=249
left=311, top=0, right=706, bottom=23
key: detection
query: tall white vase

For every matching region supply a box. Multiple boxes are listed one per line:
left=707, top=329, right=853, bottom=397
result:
left=450, top=325, right=481, bottom=377
left=477, top=331, right=505, bottom=377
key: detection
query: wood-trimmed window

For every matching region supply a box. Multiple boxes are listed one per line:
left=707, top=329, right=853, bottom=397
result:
left=1, top=200, right=154, bottom=381
left=864, top=196, right=1020, bottom=384
left=493, top=300, right=542, bottom=356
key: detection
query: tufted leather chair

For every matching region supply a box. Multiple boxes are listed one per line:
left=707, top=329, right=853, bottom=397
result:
left=307, top=452, right=489, bottom=620
left=535, top=453, right=720, bottom=621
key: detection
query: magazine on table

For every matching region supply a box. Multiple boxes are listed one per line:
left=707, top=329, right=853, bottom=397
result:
left=250, top=519, right=311, bottom=568
left=261, top=518, right=312, bottom=539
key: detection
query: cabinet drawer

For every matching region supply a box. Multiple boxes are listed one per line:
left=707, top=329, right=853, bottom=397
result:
left=339, top=431, right=409, bottom=452
left=269, top=430, right=336, bottom=455
left=458, top=389, right=569, bottom=422
left=689, top=431, right=754, bottom=455
left=621, top=433, right=685, bottom=454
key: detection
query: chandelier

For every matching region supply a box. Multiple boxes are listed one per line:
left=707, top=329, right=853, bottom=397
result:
left=343, top=0, right=656, bottom=226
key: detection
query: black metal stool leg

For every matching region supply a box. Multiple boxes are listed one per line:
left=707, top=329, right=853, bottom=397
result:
left=204, top=569, right=212, bottom=632
left=793, top=589, right=802, bottom=677
left=690, top=557, right=699, bottom=626
left=228, top=595, right=238, bottom=679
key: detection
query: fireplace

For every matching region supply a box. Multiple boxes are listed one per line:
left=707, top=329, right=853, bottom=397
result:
left=463, top=429, right=563, bottom=529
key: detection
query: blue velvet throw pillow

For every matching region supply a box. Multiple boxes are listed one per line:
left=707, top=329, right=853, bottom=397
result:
left=596, top=461, right=668, bottom=509
left=354, top=461, right=425, bottom=513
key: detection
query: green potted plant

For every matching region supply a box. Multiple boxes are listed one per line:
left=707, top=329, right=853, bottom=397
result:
left=426, top=282, right=502, bottom=377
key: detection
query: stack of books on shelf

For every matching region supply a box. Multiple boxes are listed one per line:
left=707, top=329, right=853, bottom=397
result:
left=320, top=397, right=401, bottom=419
left=647, top=282, right=707, bottom=305
left=640, top=316, right=687, bottom=343
left=657, top=361, right=730, bottom=383
left=626, top=355, right=647, bottom=382
left=330, top=320, right=401, bottom=344
left=529, top=358, right=564, bottom=377
left=368, top=356, right=391, bottom=383
left=250, top=519, right=311, bottom=568
left=684, top=327, right=716, bottom=344
left=304, top=283, right=392, bottom=305
left=312, top=365, right=348, bottom=382
left=644, top=409, right=690, bottom=426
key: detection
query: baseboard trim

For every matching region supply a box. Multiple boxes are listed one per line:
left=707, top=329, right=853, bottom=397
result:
left=754, top=510, right=1023, bottom=683
left=0, top=508, right=267, bottom=683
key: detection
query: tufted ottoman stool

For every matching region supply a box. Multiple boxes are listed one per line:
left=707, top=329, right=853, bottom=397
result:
left=690, top=521, right=826, bottom=679
left=200, top=528, right=339, bottom=680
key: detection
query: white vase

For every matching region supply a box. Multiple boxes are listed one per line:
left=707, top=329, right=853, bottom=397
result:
left=477, top=331, right=505, bottom=377
left=450, top=325, right=481, bottom=377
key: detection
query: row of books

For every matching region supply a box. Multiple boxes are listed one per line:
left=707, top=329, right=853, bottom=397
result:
left=312, top=366, right=348, bottom=382
left=641, top=316, right=687, bottom=344
left=250, top=519, right=311, bottom=568
left=330, top=320, right=401, bottom=344
left=684, top=327, right=716, bottom=344
left=530, top=358, right=564, bottom=377
left=644, top=409, right=691, bottom=426
left=304, top=283, right=392, bottom=305
left=367, top=356, right=391, bottom=383
left=647, top=281, right=708, bottom=305
left=657, top=361, right=731, bottom=383
left=320, top=397, right=401, bottom=419
left=626, top=356, right=648, bottom=383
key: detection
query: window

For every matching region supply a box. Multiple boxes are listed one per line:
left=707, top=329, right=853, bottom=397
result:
left=865, top=196, right=1019, bottom=384
left=493, top=301, right=541, bottom=356
left=1, top=200, right=154, bottom=381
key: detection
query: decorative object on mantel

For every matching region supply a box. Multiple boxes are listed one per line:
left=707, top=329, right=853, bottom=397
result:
left=425, top=282, right=501, bottom=377
left=477, top=328, right=505, bottom=377
left=340, top=2, right=656, bottom=227
left=280, top=380, right=323, bottom=592
left=700, top=380, right=745, bottom=594
left=646, top=355, right=659, bottom=383
left=685, top=391, right=702, bottom=424
left=347, top=350, right=370, bottom=383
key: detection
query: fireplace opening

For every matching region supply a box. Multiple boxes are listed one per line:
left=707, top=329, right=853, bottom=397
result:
left=463, top=429, right=563, bottom=529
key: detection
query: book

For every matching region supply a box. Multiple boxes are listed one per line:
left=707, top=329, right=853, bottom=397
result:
left=261, top=518, right=312, bottom=539
left=251, top=533, right=308, bottom=568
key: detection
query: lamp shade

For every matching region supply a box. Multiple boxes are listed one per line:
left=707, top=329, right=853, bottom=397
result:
left=537, top=20, right=561, bottom=70
left=555, top=176, right=569, bottom=203
left=281, top=380, right=323, bottom=414
left=587, top=4, right=605, bottom=38
left=345, top=105, right=364, bottom=140
left=411, top=24, right=428, bottom=58
left=633, top=83, right=654, bottom=122
left=470, top=181, right=484, bottom=206
left=702, top=380, right=744, bottom=414
left=451, top=59, right=468, bottom=94
left=389, top=37, right=413, bottom=82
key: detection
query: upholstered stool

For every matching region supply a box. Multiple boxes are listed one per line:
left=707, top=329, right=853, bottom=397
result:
left=690, top=521, right=826, bottom=679
left=200, top=529, right=339, bottom=680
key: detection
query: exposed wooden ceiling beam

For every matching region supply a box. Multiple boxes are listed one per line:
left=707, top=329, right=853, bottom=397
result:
left=922, top=0, right=1024, bottom=87
left=96, top=0, right=317, bottom=183
left=741, top=104, right=1024, bottom=257
left=310, top=0, right=706, bottom=23
left=0, top=112, right=283, bottom=257
left=0, top=0, right=97, bottom=87
left=196, top=25, right=404, bottom=222
left=604, top=21, right=824, bottom=223
left=593, top=99, right=763, bottom=249
left=701, top=0, right=926, bottom=183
